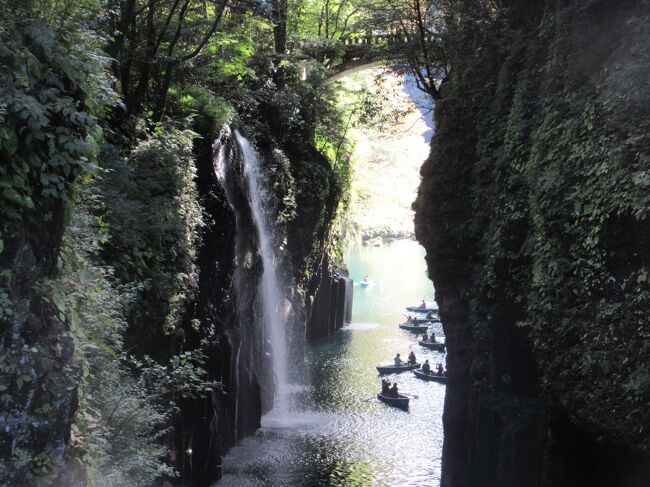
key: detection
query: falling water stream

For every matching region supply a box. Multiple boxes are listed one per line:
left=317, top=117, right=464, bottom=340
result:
left=234, top=131, right=290, bottom=412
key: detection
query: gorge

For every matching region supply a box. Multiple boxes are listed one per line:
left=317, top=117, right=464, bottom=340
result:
left=1, top=1, right=650, bottom=486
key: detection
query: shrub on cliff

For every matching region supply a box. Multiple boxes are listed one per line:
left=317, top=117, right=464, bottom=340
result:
left=100, top=129, right=202, bottom=350
left=49, top=197, right=218, bottom=485
left=0, top=10, right=113, bottom=234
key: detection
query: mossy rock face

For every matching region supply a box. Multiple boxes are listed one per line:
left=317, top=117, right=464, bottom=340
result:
left=415, top=1, right=650, bottom=485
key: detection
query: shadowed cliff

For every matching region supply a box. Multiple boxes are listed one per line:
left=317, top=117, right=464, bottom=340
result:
left=414, top=1, right=650, bottom=485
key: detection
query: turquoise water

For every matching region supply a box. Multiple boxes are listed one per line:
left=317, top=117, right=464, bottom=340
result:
left=346, top=240, right=435, bottom=324
left=218, top=240, right=444, bottom=486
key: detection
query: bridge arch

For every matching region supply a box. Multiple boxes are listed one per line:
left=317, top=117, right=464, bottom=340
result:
left=326, top=60, right=386, bottom=82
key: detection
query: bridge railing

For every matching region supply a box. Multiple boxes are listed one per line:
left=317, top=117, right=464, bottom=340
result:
left=340, top=33, right=434, bottom=47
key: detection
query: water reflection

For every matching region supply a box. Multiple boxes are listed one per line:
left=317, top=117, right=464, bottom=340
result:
left=217, top=240, right=444, bottom=486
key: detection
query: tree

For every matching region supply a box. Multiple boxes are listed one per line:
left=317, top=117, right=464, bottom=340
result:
left=362, top=0, right=446, bottom=100
left=361, top=0, right=498, bottom=101
left=106, top=0, right=230, bottom=119
left=271, top=0, right=288, bottom=53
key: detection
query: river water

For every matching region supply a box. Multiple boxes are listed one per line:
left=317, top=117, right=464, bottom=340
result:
left=217, top=240, right=444, bottom=486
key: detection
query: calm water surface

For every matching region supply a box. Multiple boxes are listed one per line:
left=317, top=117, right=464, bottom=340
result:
left=217, top=240, right=444, bottom=486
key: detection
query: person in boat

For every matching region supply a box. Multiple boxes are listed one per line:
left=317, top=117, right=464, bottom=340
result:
left=422, top=360, right=431, bottom=374
left=389, top=382, right=399, bottom=397
left=420, top=299, right=426, bottom=309
left=394, top=353, right=403, bottom=366
left=430, top=331, right=436, bottom=343
left=436, top=363, right=444, bottom=376
left=422, top=331, right=429, bottom=341
left=381, top=378, right=391, bottom=395
left=408, top=351, right=417, bottom=365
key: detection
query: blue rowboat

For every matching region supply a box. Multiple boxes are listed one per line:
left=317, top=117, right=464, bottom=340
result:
left=399, top=322, right=429, bottom=333
left=406, top=306, right=438, bottom=313
left=376, top=363, right=420, bottom=375
left=418, top=339, right=446, bottom=352
left=413, top=368, right=447, bottom=383
left=408, top=317, right=439, bottom=324
left=377, top=392, right=410, bottom=409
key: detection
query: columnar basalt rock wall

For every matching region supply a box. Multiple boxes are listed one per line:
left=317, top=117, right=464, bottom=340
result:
left=414, top=1, right=650, bottom=486
left=306, top=263, right=352, bottom=341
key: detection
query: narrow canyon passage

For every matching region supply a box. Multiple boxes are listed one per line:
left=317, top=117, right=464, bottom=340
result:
left=215, top=70, right=442, bottom=486
left=5, top=3, right=649, bottom=487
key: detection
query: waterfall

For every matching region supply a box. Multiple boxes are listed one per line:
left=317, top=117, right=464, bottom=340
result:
left=214, top=126, right=290, bottom=412
left=235, top=131, right=290, bottom=411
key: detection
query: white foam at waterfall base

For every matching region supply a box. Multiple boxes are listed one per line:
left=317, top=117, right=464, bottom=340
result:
left=235, top=131, right=290, bottom=413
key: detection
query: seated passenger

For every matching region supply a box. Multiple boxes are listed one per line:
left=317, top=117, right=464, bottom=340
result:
left=422, top=360, right=431, bottom=374
left=422, top=331, right=429, bottom=341
left=436, top=363, right=444, bottom=376
left=394, top=353, right=403, bottom=366
left=408, top=351, right=417, bottom=365
left=381, top=378, right=390, bottom=395
left=389, top=382, right=399, bottom=397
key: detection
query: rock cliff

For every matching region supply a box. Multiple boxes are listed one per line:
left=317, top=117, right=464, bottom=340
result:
left=414, top=1, right=650, bottom=485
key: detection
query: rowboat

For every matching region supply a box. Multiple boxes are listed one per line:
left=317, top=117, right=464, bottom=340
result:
left=377, top=392, right=410, bottom=409
left=413, top=369, right=448, bottom=383
left=410, top=317, right=439, bottom=324
left=418, top=339, right=446, bottom=352
left=398, top=323, right=429, bottom=333
left=376, top=363, right=420, bottom=375
left=406, top=306, right=438, bottom=313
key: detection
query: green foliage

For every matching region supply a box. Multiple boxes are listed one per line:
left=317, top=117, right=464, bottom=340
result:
left=0, top=16, right=113, bottom=227
left=45, top=196, right=174, bottom=486
left=49, top=192, right=219, bottom=486
left=132, top=350, right=220, bottom=400
left=100, top=129, right=202, bottom=338
left=168, top=84, right=234, bottom=134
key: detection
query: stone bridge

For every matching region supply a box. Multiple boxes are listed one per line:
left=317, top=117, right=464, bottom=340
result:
left=298, top=32, right=430, bottom=80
